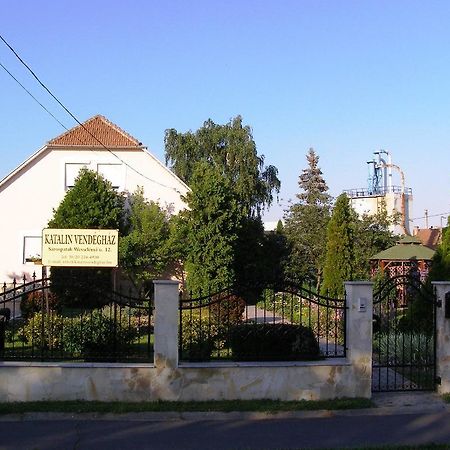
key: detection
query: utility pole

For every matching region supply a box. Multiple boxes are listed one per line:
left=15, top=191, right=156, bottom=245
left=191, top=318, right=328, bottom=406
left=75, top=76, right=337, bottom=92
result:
left=425, top=209, right=429, bottom=229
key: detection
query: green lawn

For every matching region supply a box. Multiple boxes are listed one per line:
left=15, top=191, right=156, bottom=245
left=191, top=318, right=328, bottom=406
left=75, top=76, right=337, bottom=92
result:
left=0, top=397, right=373, bottom=414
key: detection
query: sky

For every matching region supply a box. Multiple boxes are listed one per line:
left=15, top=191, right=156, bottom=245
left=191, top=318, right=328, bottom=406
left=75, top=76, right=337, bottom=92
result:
left=1, top=0, right=450, bottom=228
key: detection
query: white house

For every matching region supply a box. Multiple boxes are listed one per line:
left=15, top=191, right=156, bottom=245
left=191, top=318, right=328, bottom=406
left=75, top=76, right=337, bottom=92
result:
left=0, top=115, right=189, bottom=282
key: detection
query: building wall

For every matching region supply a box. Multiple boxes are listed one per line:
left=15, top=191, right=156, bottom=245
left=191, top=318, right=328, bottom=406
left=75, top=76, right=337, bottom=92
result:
left=350, top=192, right=413, bottom=235
left=0, top=147, right=188, bottom=282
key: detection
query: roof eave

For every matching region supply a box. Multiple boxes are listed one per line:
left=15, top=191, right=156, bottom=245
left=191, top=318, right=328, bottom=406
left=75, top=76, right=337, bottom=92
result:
left=0, top=144, right=48, bottom=189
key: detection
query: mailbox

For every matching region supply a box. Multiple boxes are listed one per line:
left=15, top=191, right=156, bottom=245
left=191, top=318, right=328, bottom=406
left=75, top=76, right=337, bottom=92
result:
left=445, top=291, right=450, bottom=319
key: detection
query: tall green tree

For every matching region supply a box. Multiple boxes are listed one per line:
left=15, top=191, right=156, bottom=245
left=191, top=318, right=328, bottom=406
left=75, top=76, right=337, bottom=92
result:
left=353, top=200, right=398, bottom=279
left=429, top=218, right=450, bottom=281
left=284, top=149, right=331, bottom=286
left=165, top=116, right=280, bottom=217
left=48, top=169, right=125, bottom=307
left=119, top=188, right=175, bottom=290
left=321, top=193, right=355, bottom=297
left=183, top=161, right=243, bottom=294
left=165, top=117, right=281, bottom=294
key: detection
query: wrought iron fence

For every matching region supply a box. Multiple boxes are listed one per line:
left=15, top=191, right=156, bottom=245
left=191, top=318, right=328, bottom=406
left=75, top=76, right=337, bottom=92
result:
left=0, top=274, right=154, bottom=362
left=372, top=274, right=437, bottom=392
left=179, top=283, right=346, bottom=362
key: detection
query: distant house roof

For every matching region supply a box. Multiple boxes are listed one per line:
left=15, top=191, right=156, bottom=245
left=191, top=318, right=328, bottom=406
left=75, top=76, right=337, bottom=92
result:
left=371, top=235, right=435, bottom=261
left=47, top=115, right=142, bottom=148
left=414, top=228, right=442, bottom=250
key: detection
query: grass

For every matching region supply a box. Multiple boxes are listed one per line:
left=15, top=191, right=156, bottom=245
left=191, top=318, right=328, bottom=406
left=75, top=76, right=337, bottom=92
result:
left=342, top=444, right=449, bottom=450
left=442, top=393, right=450, bottom=403
left=0, top=397, right=373, bottom=415
left=326, top=446, right=450, bottom=450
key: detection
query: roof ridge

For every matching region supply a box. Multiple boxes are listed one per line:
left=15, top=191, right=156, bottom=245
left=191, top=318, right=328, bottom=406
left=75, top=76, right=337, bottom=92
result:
left=93, top=115, right=141, bottom=146
left=47, top=115, right=141, bottom=147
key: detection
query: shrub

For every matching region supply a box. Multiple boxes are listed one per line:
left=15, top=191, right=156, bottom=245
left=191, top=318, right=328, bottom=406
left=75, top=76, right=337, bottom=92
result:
left=21, top=291, right=59, bottom=319
left=180, top=314, right=219, bottom=361
left=50, top=267, right=113, bottom=308
left=228, top=323, right=321, bottom=361
left=62, top=308, right=138, bottom=357
left=22, top=311, right=64, bottom=350
left=374, top=332, right=433, bottom=366
left=0, top=308, right=10, bottom=322
left=209, top=293, right=246, bottom=328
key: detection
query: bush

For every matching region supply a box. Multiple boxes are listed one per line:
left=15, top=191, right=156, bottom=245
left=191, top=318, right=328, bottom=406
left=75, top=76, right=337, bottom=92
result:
left=229, top=323, right=321, bottom=361
left=209, top=293, right=246, bottom=328
left=50, top=267, right=113, bottom=309
left=21, top=291, right=59, bottom=319
left=180, top=314, right=219, bottom=361
left=374, top=332, right=433, bottom=366
left=22, top=311, right=64, bottom=350
left=62, top=308, right=138, bottom=357
left=22, top=307, right=138, bottom=358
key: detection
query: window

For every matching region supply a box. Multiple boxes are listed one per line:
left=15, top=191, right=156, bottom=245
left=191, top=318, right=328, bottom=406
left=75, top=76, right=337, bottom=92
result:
left=65, top=163, right=88, bottom=189
left=97, top=163, right=123, bottom=189
left=23, top=236, right=42, bottom=264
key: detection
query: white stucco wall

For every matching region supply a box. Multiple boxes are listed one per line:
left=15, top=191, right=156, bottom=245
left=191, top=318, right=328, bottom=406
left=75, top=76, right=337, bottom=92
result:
left=0, top=147, right=188, bottom=282
left=350, top=192, right=413, bottom=235
left=0, top=281, right=374, bottom=402
left=0, top=360, right=360, bottom=402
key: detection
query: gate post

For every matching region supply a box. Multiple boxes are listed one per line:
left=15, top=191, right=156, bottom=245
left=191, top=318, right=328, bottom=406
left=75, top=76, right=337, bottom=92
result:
left=432, top=282, right=450, bottom=394
left=344, top=281, right=373, bottom=398
left=153, top=280, right=180, bottom=369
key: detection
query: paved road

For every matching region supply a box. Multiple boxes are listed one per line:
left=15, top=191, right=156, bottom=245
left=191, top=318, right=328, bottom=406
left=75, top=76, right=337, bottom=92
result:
left=1, top=392, right=448, bottom=450
left=2, top=409, right=450, bottom=450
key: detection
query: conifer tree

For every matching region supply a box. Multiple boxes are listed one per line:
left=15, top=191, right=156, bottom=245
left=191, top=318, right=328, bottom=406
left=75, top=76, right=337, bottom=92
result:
left=284, top=148, right=331, bottom=286
left=321, top=193, right=355, bottom=297
left=183, top=161, right=242, bottom=294
left=48, top=169, right=125, bottom=307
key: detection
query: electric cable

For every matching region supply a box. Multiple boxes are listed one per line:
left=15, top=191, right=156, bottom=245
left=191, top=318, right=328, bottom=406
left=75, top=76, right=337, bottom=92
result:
left=0, top=34, right=183, bottom=193
left=0, top=60, right=68, bottom=131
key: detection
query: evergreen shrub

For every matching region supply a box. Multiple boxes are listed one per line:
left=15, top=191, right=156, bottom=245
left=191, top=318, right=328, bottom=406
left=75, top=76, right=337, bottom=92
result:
left=21, top=291, right=59, bottom=319
left=229, top=323, right=321, bottom=361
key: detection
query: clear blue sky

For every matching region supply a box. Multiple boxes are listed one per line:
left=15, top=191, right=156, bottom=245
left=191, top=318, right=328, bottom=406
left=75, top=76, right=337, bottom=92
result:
left=1, top=0, right=450, bottom=228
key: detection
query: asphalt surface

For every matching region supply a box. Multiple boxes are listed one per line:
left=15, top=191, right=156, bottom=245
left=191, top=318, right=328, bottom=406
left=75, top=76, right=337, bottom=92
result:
left=1, top=393, right=449, bottom=450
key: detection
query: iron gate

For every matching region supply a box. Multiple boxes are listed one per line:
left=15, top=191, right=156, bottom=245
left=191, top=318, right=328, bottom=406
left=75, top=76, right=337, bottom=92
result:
left=372, top=274, right=439, bottom=392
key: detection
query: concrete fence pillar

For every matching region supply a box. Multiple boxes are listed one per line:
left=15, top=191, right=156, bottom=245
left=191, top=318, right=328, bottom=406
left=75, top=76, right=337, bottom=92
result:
left=153, top=280, right=180, bottom=369
left=344, top=281, right=373, bottom=398
left=432, top=282, right=450, bottom=394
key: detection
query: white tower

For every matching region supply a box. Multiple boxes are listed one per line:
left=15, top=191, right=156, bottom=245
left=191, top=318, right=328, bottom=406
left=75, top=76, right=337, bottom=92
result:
left=344, top=151, right=413, bottom=235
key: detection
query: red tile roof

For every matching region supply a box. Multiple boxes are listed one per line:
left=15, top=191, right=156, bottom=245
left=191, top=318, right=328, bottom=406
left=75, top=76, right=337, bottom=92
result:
left=414, top=228, right=442, bottom=250
left=47, top=115, right=141, bottom=148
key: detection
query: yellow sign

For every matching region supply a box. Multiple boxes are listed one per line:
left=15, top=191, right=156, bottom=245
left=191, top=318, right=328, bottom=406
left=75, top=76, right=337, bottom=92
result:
left=42, top=229, right=118, bottom=267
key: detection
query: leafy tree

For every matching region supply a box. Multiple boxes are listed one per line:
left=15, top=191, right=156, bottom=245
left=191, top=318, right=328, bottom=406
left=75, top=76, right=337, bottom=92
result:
left=429, top=219, right=450, bottom=281
left=48, top=169, right=125, bottom=308
left=119, top=188, right=175, bottom=290
left=353, top=199, right=398, bottom=279
left=165, top=116, right=280, bottom=216
left=262, top=223, right=289, bottom=288
left=321, top=193, right=355, bottom=297
left=284, top=149, right=331, bottom=287
left=165, top=117, right=281, bottom=294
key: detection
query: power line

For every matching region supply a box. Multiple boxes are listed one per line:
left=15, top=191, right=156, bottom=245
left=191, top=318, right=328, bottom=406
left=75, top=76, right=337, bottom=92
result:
left=0, top=60, right=68, bottom=130
left=411, top=211, right=450, bottom=221
left=0, top=60, right=111, bottom=160
left=0, top=34, right=182, bottom=194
